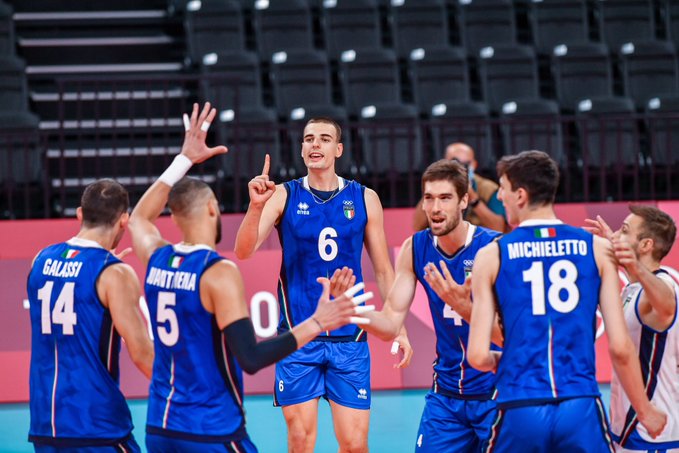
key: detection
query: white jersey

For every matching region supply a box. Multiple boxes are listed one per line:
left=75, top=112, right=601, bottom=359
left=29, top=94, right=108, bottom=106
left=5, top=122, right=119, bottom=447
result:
left=610, top=268, right=679, bottom=452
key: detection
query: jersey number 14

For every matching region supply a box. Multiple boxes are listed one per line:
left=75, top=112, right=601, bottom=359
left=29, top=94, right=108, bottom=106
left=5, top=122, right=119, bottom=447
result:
left=37, top=281, right=77, bottom=335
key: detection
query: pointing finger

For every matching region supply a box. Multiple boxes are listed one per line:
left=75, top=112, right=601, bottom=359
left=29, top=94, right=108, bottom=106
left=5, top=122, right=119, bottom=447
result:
left=262, top=153, right=270, bottom=176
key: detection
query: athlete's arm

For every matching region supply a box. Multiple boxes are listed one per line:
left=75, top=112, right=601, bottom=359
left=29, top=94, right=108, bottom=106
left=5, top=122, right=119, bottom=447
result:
left=613, top=238, right=676, bottom=331
left=202, top=260, right=359, bottom=374
left=361, top=237, right=417, bottom=341
left=130, top=103, right=227, bottom=266
left=468, top=242, right=502, bottom=372
left=234, top=155, right=286, bottom=259
left=98, top=263, right=154, bottom=379
left=363, top=188, right=395, bottom=301
left=595, top=236, right=667, bottom=438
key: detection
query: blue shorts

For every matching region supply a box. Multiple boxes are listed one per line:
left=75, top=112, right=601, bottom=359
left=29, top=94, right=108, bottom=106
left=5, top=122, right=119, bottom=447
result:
left=33, top=435, right=141, bottom=453
left=146, top=433, right=257, bottom=453
left=415, top=391, right=496, bottom=453
left=274, top=341, right=371, bottom=410
left=484, top=397, right=615, bottom=453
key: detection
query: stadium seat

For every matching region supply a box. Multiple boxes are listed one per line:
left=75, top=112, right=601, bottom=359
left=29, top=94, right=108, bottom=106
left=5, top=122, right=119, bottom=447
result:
left=646, top=95, right=679, bottom=166
left=200, top=50, right=276, bottom=121
left=0, top=1, right=14, bottom=55
left=254, top=0, right=314, bottom=59
left=357, top=103, right=422, bottom=175
left=458, top=0, right=516, bottom=55
left=499, top=99, right=565, bottom=166
left=667, top=0, right=679, bottom=50
left=321, top=0, right=382, bottom=59
left=286, top=106, right=355, bottom=177
left=339, top=47, right=404, bottom=115
left=477, top=44, right=540, bottom=112
left=408, top=45, right=471, bottom=114
left=217, top=113, right=282, bottom=181
left=0, top=56, right=40, bottom=129
left=596, top=0, right=655, bottom=51
left=184, top=0, right=245, bottom=64
left=429, top=100, right=495, bottom=172
left=576, top=97, right=641, bottom=169
left=619, top=40, right=678, bottom=109
left=389, top=0, right=449, bottom=58
left=551, top=42, right=614, bottom=111
left=529, top=0, right=589, bottom=54
left=270, top=49, right=341, bottom=116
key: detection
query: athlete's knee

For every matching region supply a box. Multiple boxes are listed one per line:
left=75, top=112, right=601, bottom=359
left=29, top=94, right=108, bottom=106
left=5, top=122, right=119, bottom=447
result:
left=287, top=425, right=316, bottom=453
left=337, top=437, right=368, bottom=453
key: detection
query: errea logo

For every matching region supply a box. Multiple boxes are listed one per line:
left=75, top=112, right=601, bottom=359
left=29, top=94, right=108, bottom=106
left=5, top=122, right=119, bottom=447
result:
left=358, top=388, right=368, bottom=400
left=297, top=202, right=310, bottom=215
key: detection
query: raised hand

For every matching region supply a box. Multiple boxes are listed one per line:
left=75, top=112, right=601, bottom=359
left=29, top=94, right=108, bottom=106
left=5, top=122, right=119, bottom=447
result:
left=584, top=215, right=614, bottom=242
left=247, top=154, right=276, bottom=208
left=312, top=279, right=375, bottom=332
left=329, top=266, right=357, bottom=299
left=180, top=102, right=228, bottom=164
left=424, top=260, right=472, bottom=318
left=612, top=238, right=641, bottom=277
left=111, top=247, right=132, bottom=260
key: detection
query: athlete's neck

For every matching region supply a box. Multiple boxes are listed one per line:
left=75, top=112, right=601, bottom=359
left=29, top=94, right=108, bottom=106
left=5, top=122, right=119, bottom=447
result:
left=516, top=205, right=558, bottom=226
left=306, top=169, right=339, bottom=191
left=76, top=227, right=117, bottom=250
left=436, top=221, right=470, bottom=256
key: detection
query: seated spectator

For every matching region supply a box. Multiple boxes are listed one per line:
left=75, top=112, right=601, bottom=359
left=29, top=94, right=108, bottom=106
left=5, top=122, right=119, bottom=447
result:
left=413, top=142, right=508, bottom=232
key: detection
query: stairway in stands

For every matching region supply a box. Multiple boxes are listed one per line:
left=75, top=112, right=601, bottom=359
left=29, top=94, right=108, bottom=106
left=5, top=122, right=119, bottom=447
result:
left=8, top=0, right=210, bottom=215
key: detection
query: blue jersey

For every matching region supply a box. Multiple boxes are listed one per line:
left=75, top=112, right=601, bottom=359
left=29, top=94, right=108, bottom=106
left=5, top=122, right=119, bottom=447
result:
left=277, top=176, right=368, bottom=340
left=494, top=221, right=601, bottom=407
left=27, top=238, right=132, bottom=446
left=144, top=244, right=247, bottom=442
left=412, top=225, right=501, bottom=397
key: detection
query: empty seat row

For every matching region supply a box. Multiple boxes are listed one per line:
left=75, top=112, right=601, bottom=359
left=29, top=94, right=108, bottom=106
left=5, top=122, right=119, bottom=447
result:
left=183, top=0, right=679, bottom=64
left=198, top=41, right=679, bottom=125
left=0, top=1, right=14, bottom=55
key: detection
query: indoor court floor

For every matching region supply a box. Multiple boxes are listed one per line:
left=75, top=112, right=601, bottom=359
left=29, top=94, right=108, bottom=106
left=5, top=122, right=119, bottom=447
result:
left=1, top=386, right=612, bottom=452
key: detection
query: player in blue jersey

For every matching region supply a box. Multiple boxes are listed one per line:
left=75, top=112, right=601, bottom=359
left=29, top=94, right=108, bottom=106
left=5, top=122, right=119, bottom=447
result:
left=358, top=159, right=504, bottom=452
left=129, top=103, right=370, bottom=453
left=234, top=117, right=408, bottom=453
left=468, top=150, right=667, bottom=453
left=27, top=179, right=154, bottom=452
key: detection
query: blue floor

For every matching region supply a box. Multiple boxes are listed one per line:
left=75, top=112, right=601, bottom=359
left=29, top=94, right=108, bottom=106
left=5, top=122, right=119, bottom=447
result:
left=1, top=386, right=611, bottom=453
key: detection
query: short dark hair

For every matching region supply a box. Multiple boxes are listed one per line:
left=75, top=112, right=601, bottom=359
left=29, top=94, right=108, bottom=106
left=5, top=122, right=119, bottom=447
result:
left=629, top=204, right=677, bottom=261
left=496, top=150, right=559, bottom=207
left=168, top=177, right=213, bottom=216
left=421, top=159, right=468, bottom=200
left=305, top=117, right=342, bottom=142
left=80, top=179, right=129, bottom=227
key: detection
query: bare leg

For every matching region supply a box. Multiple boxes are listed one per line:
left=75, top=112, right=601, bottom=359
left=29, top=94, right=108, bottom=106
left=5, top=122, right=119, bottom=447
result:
left=329, top=400, right=370, bottom=453
left=282, top=398, right=320, bottom=453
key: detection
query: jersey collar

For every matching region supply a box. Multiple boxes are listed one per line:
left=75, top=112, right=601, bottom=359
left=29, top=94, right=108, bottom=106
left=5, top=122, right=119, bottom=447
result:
left=173, top=243, right=214, bottom=253
left=302, top=175, right=345, bottom=192
left=519, top=219, right=563, bottom=227
left=67, top=237, right=104, bottom=249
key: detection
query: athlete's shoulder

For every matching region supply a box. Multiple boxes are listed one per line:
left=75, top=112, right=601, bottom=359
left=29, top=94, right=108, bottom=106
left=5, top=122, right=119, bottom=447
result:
left=474, top=225, right=503, bottom=243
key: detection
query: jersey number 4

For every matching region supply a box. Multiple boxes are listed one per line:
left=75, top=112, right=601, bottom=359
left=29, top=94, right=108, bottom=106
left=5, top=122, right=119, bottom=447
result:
left=37, top=281, right=77, bottom=335
left=523, top=259, right=579, bottom=315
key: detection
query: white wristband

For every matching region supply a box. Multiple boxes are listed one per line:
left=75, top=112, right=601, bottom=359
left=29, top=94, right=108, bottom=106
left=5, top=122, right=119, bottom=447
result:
left=158, top=154, right=192, bottom=187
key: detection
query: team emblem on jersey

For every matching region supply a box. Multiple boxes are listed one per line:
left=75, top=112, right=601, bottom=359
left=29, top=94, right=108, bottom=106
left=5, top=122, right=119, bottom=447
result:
left=61, top=249, right=79, bottom=259
left=357, top=388, right=367, bottom=399
left=297, top=202, right=310, bottom=216
left=343, top=200, right=355, bottom=220
left=168, top=255, right=184, bottom=268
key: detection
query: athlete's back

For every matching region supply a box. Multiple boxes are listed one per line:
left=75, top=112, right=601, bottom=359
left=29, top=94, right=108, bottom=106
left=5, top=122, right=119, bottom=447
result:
left=144, top=243, right=247, bottom=441
left=494, top=221, right=601, bottom=405
left=277, top=176, right=367, bottom=339
left=27, top=238, right=132, bottom=445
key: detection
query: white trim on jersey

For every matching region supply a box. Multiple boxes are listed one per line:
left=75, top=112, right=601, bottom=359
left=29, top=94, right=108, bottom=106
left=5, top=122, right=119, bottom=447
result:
left=51, top=342, right=59, bottom=437
left=162, top=356, right=176, bottom=429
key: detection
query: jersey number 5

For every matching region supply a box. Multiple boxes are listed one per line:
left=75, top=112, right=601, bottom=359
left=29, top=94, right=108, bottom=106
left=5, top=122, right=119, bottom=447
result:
left=523, top=259, right=579, bottom=315
left=157, top=292, right=179, bottom=346
left=38, top=281, right=77, bottom=335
